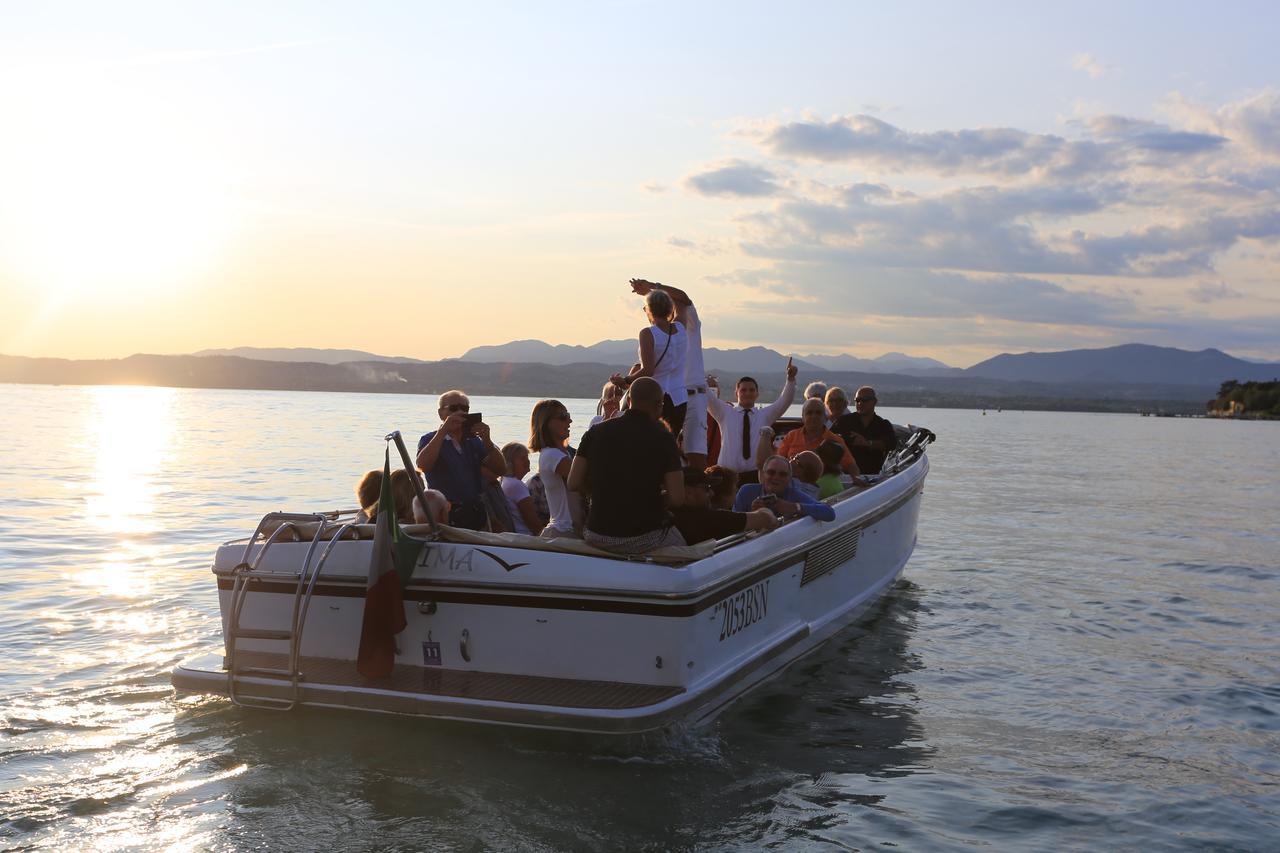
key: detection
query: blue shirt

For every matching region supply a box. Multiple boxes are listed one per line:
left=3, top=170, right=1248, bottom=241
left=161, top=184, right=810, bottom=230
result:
left=732, top=483, right=836, bottom=522
left=417, top=430, right=488, bottom=505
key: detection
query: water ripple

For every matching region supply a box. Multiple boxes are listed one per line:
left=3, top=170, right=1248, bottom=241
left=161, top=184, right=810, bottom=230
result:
left=1, top=390, right=1278, bottom=849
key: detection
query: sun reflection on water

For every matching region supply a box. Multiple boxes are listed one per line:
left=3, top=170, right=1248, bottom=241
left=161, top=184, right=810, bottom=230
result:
left=76, top=552, right=157, bottom=599
left=82, top=385, right=176, bottom=535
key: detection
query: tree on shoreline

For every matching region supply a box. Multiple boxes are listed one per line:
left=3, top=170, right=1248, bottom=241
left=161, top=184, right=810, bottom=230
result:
left=1208, top=380, right=1280, bottom=419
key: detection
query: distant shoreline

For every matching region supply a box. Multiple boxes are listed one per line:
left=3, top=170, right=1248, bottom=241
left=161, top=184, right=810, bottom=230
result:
left=0, top=373, right=1207, bottom=417
left=0, top=351, right=1212, bottom=415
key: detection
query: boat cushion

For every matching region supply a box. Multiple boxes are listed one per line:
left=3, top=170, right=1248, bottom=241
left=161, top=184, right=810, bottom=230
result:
left=257, top=519, right=714, bottom=564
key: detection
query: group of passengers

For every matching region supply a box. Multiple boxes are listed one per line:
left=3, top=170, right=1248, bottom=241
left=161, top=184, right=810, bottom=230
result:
left=353, top=278, right=898, bottom=555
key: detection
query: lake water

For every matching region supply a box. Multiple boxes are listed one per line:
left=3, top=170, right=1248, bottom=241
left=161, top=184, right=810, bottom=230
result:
left=1, top=383, right=1277, bottom=851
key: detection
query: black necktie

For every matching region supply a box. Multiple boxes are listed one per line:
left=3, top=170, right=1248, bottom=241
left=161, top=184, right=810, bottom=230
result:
left=741, top=407, right=753, bottom=459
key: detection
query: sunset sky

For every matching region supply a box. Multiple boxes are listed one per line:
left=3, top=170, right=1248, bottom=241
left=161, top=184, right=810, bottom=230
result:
left=2, top=1, right=1278, bottom=367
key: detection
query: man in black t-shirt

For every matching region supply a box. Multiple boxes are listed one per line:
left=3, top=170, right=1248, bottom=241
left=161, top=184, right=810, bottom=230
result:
left=831, top=385, right=897, bottom=474
left=672, top=467, right=778, bottom=545
left=568, top=377, right=687, bottom=555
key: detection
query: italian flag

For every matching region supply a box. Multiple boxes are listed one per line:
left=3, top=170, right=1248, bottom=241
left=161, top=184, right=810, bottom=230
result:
left=356, top=448, right=426, bottom=678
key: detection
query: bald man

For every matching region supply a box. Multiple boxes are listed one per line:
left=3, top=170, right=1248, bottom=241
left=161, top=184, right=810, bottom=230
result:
left=568, top=377, right=687, bottom=555
left=832, top=385, right=898, bottom=474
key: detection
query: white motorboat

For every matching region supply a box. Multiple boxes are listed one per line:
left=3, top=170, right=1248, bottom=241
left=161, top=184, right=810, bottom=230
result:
left=171, top=426, right=935, bottom=733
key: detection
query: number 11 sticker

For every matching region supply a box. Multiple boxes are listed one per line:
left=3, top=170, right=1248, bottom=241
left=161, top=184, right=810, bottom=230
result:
left=422, top=632, right=442, bottom=666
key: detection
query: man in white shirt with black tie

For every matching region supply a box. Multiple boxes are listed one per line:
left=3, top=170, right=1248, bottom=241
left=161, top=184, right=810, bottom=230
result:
left=708, top=358, right=798, bottom=484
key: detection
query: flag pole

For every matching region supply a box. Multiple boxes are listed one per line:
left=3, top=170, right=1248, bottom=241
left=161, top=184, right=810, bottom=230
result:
left=385, top=430, right=441, bottom=539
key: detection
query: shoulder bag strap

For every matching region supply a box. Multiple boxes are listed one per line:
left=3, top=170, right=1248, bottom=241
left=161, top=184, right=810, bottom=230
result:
left=652, top=322, right=674, bottom=369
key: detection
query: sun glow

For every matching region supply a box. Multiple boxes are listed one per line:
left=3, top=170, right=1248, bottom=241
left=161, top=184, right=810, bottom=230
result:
left=83, top=385, right=175, bottom=534
left=0, top=63, right=235, bottom=302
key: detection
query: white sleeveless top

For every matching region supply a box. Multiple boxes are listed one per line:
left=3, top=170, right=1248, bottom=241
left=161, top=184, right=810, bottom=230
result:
left=645, top=321, right=687, bottom=406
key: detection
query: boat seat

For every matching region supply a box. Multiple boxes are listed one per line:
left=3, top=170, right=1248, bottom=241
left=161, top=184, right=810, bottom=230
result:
left=256, top=519, right=715, bottom=564
left=412, top=525, right=716, bottom=564
left=257, top=520, right=369, bottom=541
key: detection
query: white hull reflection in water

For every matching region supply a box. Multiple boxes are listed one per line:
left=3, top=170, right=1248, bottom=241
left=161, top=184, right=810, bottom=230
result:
left=3, top=385, right=1278, bottom=850
left=172, top=428, right=936, bottom=732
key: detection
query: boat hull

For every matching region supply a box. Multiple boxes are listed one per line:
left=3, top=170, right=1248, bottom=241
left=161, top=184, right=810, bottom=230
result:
left=173, top=451, right=928, bottom=733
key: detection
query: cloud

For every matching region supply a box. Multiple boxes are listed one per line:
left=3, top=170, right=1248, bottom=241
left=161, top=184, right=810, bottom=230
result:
left=713, top=305, right=1280, bottom=363
left=1163, top=89, right=1280, bottom=160
left=734, top=180, right=1279, bottom=279
left=1188, top=281, right=1244, bottom=303
left=713, top=264, right=1280, bottom=355
left=641, top=182, right=668, bottom=194
left=759, top=113, right=1225, bottom=179
left=668, top=235, right=726, bottom=256
left=1083, top=115, right=1225, bottom=154
left=1072, top=53, right=1110, bottom=79
left=684, top=93, right=1280, bottom=359
left=1214, top=89, right=1280, bottom=158
left=722, top=264, right=1137, bottom=327
left=683, top=160, right=782, bottom=198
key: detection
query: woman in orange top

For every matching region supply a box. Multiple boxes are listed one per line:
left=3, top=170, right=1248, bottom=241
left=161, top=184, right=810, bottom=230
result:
left=777, top=398, right=859, bottom=475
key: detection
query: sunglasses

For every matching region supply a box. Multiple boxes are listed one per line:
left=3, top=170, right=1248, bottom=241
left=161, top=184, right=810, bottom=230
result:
left=854, top=397, right=875, bottom=403
left=443, top=403, right=470, bottom=412
left=553, top=413, right=572, bottom=421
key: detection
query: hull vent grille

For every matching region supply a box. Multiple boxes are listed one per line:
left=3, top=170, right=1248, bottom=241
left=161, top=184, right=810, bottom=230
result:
left=801, top=527, right=861, bottom=586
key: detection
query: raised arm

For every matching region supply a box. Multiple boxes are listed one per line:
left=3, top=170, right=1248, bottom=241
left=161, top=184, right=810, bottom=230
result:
left=416, top=412, right=465, bottom=472
left=474, top=422, right=506, bottom=476
left=631, top=278, right=693, bottom=326
left=759, top=359, right=799, bottom=424
left=706, top=391, right=732, bottom=422
left=416, top=431, right=444, bottom=473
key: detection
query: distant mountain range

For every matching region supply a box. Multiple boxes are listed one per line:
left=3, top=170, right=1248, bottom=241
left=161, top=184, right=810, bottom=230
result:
left=4, top=342, right=1276, bottom=414
left=454, top=339, right=1278, bottom=386
left=456, top=339, right=952, bottom=376
left=194, top=346, right=427, bottom=365
left=964, top=344, right=1279, bottom=386
left=796, top=351, right=952, bottom=373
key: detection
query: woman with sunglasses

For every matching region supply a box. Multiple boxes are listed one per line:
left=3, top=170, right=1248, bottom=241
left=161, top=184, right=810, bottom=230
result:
left=530, top=399, right=581, bottom=539
left=777, top=398, right=859, bottom=475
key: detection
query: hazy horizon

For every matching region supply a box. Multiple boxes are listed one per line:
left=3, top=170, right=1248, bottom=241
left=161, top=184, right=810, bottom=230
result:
left=7, top=339, right=1278, bottom=374
left=3, top=3, right=1278, bottom=366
